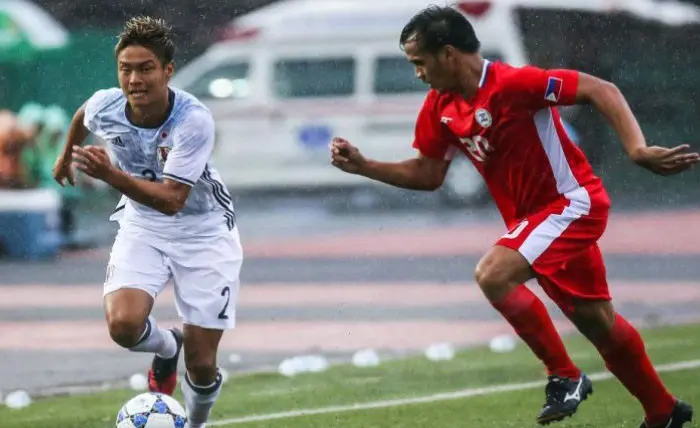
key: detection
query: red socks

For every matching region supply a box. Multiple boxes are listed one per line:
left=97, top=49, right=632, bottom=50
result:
left=492, top=284, right=580, bottom=379
left=592, top=314, right=675, bottom=425
left=492, top=285, right=675, bottom=424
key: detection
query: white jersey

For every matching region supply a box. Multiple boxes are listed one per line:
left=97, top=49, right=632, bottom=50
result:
left=84, top=87, right=235, bottom=236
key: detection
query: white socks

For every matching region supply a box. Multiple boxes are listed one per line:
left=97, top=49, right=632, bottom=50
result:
left=128, top=316, right=178, bottom=358
left=181, top=370, right=223, bottom=428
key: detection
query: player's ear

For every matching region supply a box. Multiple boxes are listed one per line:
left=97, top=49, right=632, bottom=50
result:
left=165, top=62, right=174, bottom=79
left=442, top=45, right=457, bottom=61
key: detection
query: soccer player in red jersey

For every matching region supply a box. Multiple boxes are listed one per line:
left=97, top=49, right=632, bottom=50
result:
left=330, top=6, right=698, bottom=427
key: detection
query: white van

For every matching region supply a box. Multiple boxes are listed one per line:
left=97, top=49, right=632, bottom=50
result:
left=171, top=0, right=700, bottom=205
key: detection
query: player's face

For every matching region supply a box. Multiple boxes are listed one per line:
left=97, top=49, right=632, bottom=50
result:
left=117, top=45, right=173, bottom=108
left=403, top=40, right=459, bottom=92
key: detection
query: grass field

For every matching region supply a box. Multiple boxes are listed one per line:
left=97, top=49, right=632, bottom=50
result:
left=2, top=323, right=699, bottom=428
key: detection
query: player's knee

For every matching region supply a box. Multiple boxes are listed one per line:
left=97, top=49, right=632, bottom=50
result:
left=475, top=247, right=532, bottom=302
left=107, top=314, right=146, bottom=348
left=474, top=263, right=512, bottom=301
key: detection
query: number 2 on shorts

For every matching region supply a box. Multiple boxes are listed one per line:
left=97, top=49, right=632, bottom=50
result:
left=218, top=286, right=231, bottom=319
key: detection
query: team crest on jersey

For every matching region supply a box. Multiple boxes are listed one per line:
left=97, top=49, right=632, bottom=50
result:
left=157, top=145, right=171, bottom=167
left=475, top=108, right=492, bottom=128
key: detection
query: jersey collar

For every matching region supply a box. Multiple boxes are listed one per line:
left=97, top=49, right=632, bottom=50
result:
left=124, top=88, right=176, bottom=129
left=478, top=59, right=491, bottom=88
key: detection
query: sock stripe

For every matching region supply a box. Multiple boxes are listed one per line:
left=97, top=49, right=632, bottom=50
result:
left=186, top=371, right=222, bottom=396
left=134, top=318, right=152, bottom=346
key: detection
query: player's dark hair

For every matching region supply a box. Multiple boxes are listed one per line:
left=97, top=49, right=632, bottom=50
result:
left=400, top=5, right=480, bottom=54
left=115, top=16, right=175, bottom=66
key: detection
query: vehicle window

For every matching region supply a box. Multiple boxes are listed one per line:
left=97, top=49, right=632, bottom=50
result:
left=373, top=56, right=426, bottom=94
left=273, top=58, right=355, bottom=98
left=184, top=61, right=250, bottom=99
left=373, top=52, right=504, bottom=94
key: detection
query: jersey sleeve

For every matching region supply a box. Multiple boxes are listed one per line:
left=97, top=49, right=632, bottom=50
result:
left=503, top=66, right=579, bottom=110
left=83, top=88, right=121, bottom=133
left=411, top=91, right=458, bottom=160
left=162, top=108, right=215, bottom=187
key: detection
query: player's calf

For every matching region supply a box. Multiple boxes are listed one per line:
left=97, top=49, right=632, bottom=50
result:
left=147, top=327, right=183, bottom=396
left=566, top=299, right=616, bottom=342
left=181, top=324, right=226, bottom=428
left=477, top=248, right=581, bottom=382
left=184, top=339, right=220, bottom=386
left=568, top=300, right=678, bottom=426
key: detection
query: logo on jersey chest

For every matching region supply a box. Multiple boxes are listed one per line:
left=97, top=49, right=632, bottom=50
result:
left=110, top=136, right=125, bottom=147
left=475, top=108, right=492, bottom=128
left=157, top=144, right=171, bottom=167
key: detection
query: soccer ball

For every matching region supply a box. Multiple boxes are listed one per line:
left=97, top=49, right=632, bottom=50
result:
left=116, top=392, right=187, bottom=428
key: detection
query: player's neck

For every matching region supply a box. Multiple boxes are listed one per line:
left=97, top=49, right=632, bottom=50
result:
left=127, top=91, right=172, bottom=128
left=457, top=55, right=485, bottom=100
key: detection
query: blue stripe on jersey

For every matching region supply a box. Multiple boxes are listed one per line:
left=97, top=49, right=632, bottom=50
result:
left=213, top=171, right=233, bottom=201
left=201, top=169, right=235, bottom=230
left=162, top=172, right=195, bottom=186
left=224, top=212, right=235, bottom=230
left=202, top=169, right=231, bottom=205
left=203, top=167, right=232, bottom=204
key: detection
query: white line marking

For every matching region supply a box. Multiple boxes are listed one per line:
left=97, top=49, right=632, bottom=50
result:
left=209, top=359, right=700, bottom=426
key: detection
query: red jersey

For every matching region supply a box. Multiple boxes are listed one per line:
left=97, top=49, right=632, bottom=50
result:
left=413, top=60, right=609, bottom=228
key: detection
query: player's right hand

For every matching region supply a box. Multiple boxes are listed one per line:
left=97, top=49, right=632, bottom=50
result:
left=632, top=144, right=699, bottom=176
left=329, top=137, right=366, bottom=174
left=52, top=155, right=75, bottom=187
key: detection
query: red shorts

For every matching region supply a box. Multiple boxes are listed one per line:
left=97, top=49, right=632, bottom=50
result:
left=496, top=188, right=611, bottom=314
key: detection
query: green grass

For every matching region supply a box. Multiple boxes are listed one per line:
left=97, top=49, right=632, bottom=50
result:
left=2, top=323, right=700, bottom=428
left=234, top=370, right=698, bottom=428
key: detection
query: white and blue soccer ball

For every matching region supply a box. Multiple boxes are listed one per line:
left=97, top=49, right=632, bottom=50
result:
left=116, top=392, right=187, bottom=428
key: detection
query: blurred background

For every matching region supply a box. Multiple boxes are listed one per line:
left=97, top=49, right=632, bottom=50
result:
left=0, top=0, right=698, bottom=396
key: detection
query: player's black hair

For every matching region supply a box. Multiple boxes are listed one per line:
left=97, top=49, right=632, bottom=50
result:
left=399, top=5, right=481, bottom=54
left=115, top=16, right=175, bottom=66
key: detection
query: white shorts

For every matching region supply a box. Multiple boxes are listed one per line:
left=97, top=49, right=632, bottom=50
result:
left=104, top=223, right=243, bottom=330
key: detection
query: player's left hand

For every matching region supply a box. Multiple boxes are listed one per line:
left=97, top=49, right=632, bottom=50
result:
left=632, top=144, right=699, bottom=176
left=72, top=145, right=115, bottom=181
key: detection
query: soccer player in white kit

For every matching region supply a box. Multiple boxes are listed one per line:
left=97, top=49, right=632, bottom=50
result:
left=52, top=17, right=241, bottom=428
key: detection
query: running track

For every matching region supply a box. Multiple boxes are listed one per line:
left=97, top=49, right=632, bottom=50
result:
left=0, top=208, right=698, bottom=394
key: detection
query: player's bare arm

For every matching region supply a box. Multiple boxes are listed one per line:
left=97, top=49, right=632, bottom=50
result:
left=53, top=103, right=89, bottom=187
left=330, top=137, right=449, bottom=190
left=71, top=145, right=190, bottom=216
left=575, top=72, right=699, bottom=175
